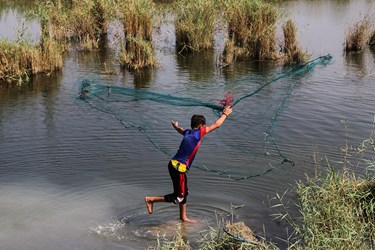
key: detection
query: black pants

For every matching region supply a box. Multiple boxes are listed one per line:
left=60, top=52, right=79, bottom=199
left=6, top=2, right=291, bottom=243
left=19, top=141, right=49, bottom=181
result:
left=164, top=161, right=188, bottom=204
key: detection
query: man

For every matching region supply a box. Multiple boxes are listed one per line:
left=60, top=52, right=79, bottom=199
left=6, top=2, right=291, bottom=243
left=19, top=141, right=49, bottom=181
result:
left=145, top=106, right=233, bottom=222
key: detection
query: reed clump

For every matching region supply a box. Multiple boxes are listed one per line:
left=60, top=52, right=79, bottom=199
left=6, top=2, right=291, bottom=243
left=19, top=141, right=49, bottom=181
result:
left=36, top=0, right=108, bottom=51
left=174, top=0, right=216, bottom=52
left=282, top=19, right=309, bottom=65
left=0, top=40, right=32, bottom=84
left=68, top=0, right=108, bottom=50
left=118, top=0, right=156, bottom=70
left=345, top=15, right=372, bottom=52
left=0, top=38, right=63, bottom=85
left=32, top=38, right=63, bottom=74
left=119, top=0, right=153, bottom=41
left=119, top=37, right=156, bottom=70
left=223, top=0, right=279, bottom=64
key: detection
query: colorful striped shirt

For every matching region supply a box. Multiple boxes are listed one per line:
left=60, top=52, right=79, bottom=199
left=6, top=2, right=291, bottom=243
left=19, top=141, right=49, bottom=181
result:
left=172, top=127, right=206, bottom=171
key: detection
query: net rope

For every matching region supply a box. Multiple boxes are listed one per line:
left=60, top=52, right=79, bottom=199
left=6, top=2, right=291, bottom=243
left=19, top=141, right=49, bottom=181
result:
left=77, top=54, right=332, bottom=180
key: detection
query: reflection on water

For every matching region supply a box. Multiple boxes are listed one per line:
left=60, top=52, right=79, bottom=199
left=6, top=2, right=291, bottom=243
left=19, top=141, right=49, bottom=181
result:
left=175, top=49, right=216, bottom=82
left=1, top=0, right=375, bottom=249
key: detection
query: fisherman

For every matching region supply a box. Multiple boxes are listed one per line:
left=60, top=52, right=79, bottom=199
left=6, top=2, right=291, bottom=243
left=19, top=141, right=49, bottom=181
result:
left=145, top=106, right=233, bottom=222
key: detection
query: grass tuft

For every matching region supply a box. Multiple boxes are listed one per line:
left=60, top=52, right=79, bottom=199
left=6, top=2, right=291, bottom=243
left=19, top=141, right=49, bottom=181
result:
left=272, top=120, right=375, bottom=249
left=223, top=0, right=279, bottom=63
left=174, top=0, right=216, bottom=53
left=118, top=0, right=156, bottom=70
left=119, top=36, right=156, bottom=70
left=0, top=38, right=63, bottom=85
left=282, top=19, right=309, bottom=65
left=345, top=15, right=372, bottom=52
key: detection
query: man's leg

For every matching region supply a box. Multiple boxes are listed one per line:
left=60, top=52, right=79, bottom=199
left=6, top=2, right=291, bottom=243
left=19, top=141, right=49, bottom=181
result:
left=179, top=203, right=196, bottom=223
left=145, top=196, right=165, bottom=214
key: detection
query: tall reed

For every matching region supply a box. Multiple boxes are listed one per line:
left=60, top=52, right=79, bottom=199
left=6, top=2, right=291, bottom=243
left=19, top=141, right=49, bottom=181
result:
left=118, top=0, right=156, bottom=70
left=36, top=0, right=108, bottom=51
left=68, top=0, right=108, bottom=50
left=345, top=15, right=372, bottom=52
left=119, top=0, right=153, bottom=41
left=119, top=36, right=156, bottom=70
left=0, top=40, right=32, bottom=84
left=174, top=0, right=216, bottom=52
left=0, top=38, right=63, bottom=85
left=282, top=19, right=308, bottom=65
left=223, top=0, right=278, bottom=63
left=32, top=38, right=63, bottom=74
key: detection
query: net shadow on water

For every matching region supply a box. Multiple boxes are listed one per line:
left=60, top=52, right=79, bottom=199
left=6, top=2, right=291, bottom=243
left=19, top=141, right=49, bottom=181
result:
left=77, top=54, right=332, bottom=181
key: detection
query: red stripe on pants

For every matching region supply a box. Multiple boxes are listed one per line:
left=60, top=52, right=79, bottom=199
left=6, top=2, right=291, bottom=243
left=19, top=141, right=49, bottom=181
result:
left=178, top=173, right=185, bottom=199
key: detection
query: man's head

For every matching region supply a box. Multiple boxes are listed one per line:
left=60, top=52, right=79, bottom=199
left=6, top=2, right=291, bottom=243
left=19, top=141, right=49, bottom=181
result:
left=191, top=114, right=206, bottom=129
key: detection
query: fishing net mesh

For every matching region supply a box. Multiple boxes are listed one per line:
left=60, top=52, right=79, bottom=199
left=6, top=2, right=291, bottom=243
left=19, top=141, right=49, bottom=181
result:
left=77, top=54, right=332, bottom=180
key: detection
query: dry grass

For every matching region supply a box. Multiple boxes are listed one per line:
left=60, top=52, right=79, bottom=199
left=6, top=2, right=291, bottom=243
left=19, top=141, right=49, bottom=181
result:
left=282, top=19, right=309, bottom=65
left=345, top=15, right=372, bottom=52
left=119, top=36, right=156, bottom=70
left=32, top=38, right=63, bottom=74
left=0, top=40, right=32, bottom=84
left=0, top=38, right=63, bottom=85
left=223, top=0, right=279, bottom=63
left=119, top=0, right=154, bottom=41
left=174, top=0, right=216, bottom=52
left=35, top=0, right=108, bottom=51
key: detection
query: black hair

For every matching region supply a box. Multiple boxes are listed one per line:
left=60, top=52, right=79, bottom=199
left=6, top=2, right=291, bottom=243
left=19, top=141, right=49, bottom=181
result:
left=191, top=114, right=206, bottom=129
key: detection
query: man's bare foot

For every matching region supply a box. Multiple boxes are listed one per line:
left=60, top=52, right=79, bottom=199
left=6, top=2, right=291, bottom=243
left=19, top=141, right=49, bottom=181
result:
left=145, top=197, right=153, bottom=214
left=180, top=217, right=197, bottom=223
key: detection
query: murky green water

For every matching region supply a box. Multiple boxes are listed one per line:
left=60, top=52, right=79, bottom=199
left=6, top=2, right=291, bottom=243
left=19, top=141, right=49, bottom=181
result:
left=1, top=1, right=375, bottom=249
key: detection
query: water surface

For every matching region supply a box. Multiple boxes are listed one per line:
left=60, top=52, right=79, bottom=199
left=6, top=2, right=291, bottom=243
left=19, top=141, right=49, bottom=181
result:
left=1, top=1, right=375, bottom=249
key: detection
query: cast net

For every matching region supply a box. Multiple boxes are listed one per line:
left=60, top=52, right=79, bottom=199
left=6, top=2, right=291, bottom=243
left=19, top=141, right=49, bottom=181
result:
left=77, top=54, right=332, bottom=180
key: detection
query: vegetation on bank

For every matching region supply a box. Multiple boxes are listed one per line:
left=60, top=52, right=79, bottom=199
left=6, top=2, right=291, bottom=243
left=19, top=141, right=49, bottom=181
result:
left=1, top=0, right=311, bottom=85
left=273, top=121, right=375, bottom=250
left=3, top=0, right=375, bottom=85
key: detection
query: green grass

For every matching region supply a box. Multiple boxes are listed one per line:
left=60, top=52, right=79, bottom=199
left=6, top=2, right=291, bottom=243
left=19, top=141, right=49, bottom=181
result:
left=119, top=36, right=156, bottom=70
left=174, top=0, right=216, bottom=52
left=272, top=120, right=375, bottom=249
left=117, top=0, right=156, bottom=69
left=223, top=0, right=279, bottom=63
